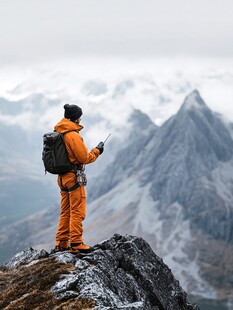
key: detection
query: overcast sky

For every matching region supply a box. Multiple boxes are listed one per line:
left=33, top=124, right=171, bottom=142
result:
left=0, top=0, right=233, bottom=66
left=1, top=0, right=233, bottom=123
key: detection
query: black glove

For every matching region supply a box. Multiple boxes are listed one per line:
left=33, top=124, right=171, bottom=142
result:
left=96, top=141, right=104, bottom=154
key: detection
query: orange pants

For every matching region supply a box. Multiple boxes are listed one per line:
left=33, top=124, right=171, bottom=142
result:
left=56, top=172, right=86, bottom=245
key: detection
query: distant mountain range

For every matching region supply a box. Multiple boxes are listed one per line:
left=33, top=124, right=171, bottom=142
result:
left=0, top=90, right=232, bottom=309
left=0, top=96, right=59, bottom=228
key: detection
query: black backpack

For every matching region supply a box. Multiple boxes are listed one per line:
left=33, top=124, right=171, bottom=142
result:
left=42, top=132, right=75, bottom=174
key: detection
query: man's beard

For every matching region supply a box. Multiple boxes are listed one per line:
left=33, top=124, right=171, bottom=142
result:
left=74, top=119, right=81, bottom=124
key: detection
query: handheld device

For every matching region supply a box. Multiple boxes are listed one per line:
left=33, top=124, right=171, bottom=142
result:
left=98, top=134, right=111, bottom=148
left=103, top=133, right=111, bottom=144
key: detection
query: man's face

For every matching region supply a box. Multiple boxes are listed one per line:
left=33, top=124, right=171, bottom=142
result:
left=74, top=117, right=82, bottom=124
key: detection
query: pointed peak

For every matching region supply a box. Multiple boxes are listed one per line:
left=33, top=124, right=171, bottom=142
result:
left=129, top=108, right=159, bottom=129
left=189, top=89, right=200, bottom=96
left=181, top=89, right=208, bottom=112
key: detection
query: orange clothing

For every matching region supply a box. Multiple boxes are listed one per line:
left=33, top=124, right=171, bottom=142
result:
left=54, top=118, right=100, bottom=165
left=56, top=174, right=86, bottom=243
left=54, top=118, right=100, bottom=245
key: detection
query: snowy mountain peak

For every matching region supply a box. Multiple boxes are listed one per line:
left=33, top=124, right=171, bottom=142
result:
left=181, top=89, right=208, bottom=112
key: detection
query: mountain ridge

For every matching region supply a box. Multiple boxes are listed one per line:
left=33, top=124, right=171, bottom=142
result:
left=84, top=91, right=233, bottom=303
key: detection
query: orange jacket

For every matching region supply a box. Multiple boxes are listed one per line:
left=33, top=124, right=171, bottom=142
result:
left=54, top=118, right=100, bottom=165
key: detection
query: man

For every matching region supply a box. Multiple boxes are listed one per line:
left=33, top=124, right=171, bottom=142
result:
left=52, top=103, right=103, bottom=254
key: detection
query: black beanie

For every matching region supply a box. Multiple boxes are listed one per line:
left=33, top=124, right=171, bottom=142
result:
left=64, top=104, right=82, bottom=121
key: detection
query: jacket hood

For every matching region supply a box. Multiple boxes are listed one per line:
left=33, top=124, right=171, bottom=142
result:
left=54, top=118, right=83, bottom=133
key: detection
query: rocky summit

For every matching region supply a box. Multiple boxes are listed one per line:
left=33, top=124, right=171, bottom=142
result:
left=0, top=234, right=198, bottom=310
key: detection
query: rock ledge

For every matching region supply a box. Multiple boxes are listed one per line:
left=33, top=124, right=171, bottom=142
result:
left=1, top=234, right=199, bottom=310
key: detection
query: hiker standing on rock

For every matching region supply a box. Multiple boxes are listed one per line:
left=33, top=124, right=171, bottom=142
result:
left=52, top=104, right=104, bottom=254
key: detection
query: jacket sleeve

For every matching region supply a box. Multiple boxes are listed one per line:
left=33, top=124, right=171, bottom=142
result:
left=65, top=131, right=100, bottom=164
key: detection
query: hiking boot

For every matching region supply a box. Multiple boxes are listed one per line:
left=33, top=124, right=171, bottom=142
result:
left=69, top=242, right=93, bottom=254
left=50, top=245, right=69, bottom=254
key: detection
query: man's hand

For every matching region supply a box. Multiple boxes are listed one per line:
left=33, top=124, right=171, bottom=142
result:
left=96, top=142, right=104, bottom=154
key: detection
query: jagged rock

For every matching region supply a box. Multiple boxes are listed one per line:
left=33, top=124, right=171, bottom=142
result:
left=5, top=247, right=49, bottom=269
left=3, top=234, right=199, bottom=310
left=53, top=251, right=77, bottom=264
